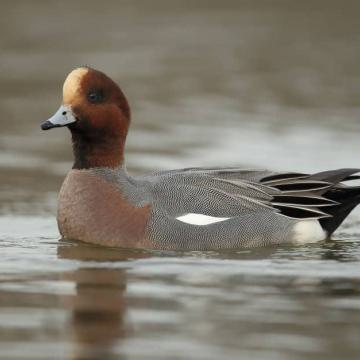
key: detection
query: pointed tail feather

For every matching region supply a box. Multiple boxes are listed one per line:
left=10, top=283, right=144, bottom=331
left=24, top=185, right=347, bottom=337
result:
left=320, top=186, right=360, bottom=235
left=305, top=168, right=360, bottom=235
left=308, top=168, right=360, bottom=184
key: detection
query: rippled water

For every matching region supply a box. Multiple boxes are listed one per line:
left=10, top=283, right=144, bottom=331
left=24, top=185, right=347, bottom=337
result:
left=1, top=1, right=360, bottom=359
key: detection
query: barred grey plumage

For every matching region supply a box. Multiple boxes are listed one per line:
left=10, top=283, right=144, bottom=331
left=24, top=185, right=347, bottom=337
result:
left=92, top=166, right=360, bottom=250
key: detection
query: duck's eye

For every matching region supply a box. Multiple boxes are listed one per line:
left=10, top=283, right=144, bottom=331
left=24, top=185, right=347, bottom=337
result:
left=87, top=90, right=104, bottom=104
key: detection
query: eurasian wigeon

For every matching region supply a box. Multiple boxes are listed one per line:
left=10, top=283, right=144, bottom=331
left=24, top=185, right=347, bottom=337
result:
left=41, top=67, right=360, bottom=250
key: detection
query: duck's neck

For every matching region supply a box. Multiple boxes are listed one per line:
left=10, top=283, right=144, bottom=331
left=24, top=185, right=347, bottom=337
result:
left=71, top=130, right=125, bottom=169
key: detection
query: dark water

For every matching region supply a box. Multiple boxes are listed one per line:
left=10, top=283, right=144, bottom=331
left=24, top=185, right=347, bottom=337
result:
left=1, top=1, right=360, bottom=359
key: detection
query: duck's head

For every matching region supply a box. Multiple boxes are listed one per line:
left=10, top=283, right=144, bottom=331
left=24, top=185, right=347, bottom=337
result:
left=42, top=67, right=130, bottom=169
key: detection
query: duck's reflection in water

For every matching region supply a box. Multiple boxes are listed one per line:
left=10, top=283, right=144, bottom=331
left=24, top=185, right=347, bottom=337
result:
left=57, top=241, right=151, bottom=360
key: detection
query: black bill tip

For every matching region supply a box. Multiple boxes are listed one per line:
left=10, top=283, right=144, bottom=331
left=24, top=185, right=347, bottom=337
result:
left=41, top=120, right=61, bottom=131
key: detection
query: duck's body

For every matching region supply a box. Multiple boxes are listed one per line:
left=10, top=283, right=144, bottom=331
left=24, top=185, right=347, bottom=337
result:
left=57, top=165, right=359, bottom=250
left=42, top=67, right=360, bottom=250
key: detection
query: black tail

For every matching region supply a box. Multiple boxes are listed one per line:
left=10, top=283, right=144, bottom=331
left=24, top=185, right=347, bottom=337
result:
left=320, top=187, right=360, bottom=234
left=309, top=169, right=360, bottom=235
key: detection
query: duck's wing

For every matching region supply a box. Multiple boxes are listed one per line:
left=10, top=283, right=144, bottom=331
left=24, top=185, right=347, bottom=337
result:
left=135, top=167, right=360, bottom=250
left=144, top=167, right=360, bottom=222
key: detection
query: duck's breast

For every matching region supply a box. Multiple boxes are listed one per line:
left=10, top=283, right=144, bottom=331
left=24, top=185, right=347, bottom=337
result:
left=57, top=170, right=151, bottom=248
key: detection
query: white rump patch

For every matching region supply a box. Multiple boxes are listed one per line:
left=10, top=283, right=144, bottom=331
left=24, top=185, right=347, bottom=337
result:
left=292, top=220, right=327, bottom=244
left=176, top=213, right=230, bottom=226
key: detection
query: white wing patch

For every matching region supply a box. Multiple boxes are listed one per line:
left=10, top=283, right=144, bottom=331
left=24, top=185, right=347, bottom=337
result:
left=292, top=220, right=327, bottom=244
left=176, top=213, right=231, bottom=225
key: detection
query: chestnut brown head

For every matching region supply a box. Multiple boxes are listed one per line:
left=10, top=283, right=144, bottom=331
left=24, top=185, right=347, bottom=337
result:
left=42, top=67, right=131, bottom=169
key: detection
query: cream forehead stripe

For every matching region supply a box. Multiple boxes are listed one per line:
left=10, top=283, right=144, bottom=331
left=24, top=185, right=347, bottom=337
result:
left=63, top=68, right=89, bottom=104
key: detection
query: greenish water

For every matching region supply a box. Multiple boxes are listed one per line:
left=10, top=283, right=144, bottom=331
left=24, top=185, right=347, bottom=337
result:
left=1, top=1, right=360, bottom=359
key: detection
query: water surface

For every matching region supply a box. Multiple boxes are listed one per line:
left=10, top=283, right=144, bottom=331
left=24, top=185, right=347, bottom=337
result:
left=1, top=1, right=360, bottom=359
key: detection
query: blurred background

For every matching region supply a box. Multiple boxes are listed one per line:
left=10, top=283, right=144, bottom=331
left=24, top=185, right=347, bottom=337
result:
left=1, top=1, right=360, bottom=360
left=1, top=0, right=360, bottom=215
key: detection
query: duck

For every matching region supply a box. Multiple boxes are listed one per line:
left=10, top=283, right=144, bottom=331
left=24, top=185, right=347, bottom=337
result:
left=41, top=67, right=360, bottom=250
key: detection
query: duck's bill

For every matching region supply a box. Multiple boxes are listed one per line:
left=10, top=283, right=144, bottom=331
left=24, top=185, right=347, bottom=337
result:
left=41, top=105, right=77, bottom=130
